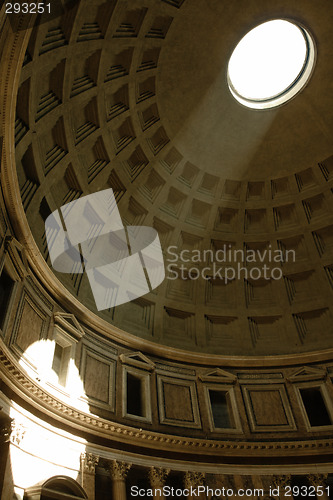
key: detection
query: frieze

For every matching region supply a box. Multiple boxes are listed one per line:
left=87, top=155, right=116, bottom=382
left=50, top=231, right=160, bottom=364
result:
left=237, top=373, right=283, bottom=379
left=155, top=362, right=196, bottom=376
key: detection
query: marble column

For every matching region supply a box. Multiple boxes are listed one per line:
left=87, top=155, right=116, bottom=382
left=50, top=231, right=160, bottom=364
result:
left=184, top=471, right=206, bottom=500
left=148, top=467, right=170, bottom=499
left=80, top=452, right=99, bottom=500
left=307, top=474, right=329, bottom=500
left=107, top=459, right=132, bottom=500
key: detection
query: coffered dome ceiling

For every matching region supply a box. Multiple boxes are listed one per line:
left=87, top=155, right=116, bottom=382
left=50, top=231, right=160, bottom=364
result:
left=11, top=0, right=333, bottom=356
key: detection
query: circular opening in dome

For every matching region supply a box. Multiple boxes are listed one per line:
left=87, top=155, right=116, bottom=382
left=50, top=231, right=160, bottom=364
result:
left=227, top=19, right=316, bottom=109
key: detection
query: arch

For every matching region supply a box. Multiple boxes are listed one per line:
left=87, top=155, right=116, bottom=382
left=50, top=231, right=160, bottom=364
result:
left=24, top=476, right=88, bottom=500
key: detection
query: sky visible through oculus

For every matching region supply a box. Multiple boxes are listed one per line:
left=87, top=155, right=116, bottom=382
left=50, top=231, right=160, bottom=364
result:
left=228, top=20, right=307, bottom=101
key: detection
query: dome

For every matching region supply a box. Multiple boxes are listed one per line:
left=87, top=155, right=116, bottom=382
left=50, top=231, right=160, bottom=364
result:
left=8, top=0, right=333, bottom=357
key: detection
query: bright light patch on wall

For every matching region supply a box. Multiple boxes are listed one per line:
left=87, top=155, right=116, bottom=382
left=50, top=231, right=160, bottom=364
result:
left=228, top=20, right=316, bottom=109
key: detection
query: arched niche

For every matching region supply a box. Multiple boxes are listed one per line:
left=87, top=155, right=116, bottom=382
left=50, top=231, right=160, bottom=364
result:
left=24, top=475, right=88, bottom=500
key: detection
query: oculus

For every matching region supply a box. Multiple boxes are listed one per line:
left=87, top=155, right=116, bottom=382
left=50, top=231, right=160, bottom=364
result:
left=227, top=19, right=316, bottom=109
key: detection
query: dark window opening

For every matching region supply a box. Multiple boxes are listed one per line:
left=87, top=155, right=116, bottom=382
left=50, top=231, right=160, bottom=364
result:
left=300, top=387, right=331, bottom=426
left=0, top=270, right=15, bottom=330
left=51, top=342, right=70, bottom=386
left=127, top=372, right=144, bottom=417
left=52, top=343, right=64, bottom=378
left=209, top=389, right=234, bottom=429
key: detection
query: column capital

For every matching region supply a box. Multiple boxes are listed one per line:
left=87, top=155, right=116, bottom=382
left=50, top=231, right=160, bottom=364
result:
left=10, top=420, right=26, bottom=446
left=0, top=418, right=13, bottom=443
left=272, top=475, right=292, bottom=489
left=184, top=471, right=205, bottom=489
left=80, top=452, right=99, bottom=474
left=307, top=474, right=328, bottom=487
left=107, top=460, right=132, bottom=481
left=148, top=467, right=170, bottom=488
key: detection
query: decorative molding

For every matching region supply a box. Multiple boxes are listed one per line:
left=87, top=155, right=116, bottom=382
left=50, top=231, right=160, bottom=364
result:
left=242, top=384, right=297, bottom=432
left=54, top=312, right=84, bottom=342
left=238, top=372, right=283, bottom=380
left=155, top=362, right=195, bottom=377
left=1, top=234, right=29, bottom=280
left=157, top=375, right=201, bottom=429
left=10, top=289, right=49, bottom=356
left=80, top=345, right=116, bottom=410
left=287, top=366, right=327, bottom=382
left=198, top=368, right=237, bottom=383
left=119, top=351, right=155, bottom=371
